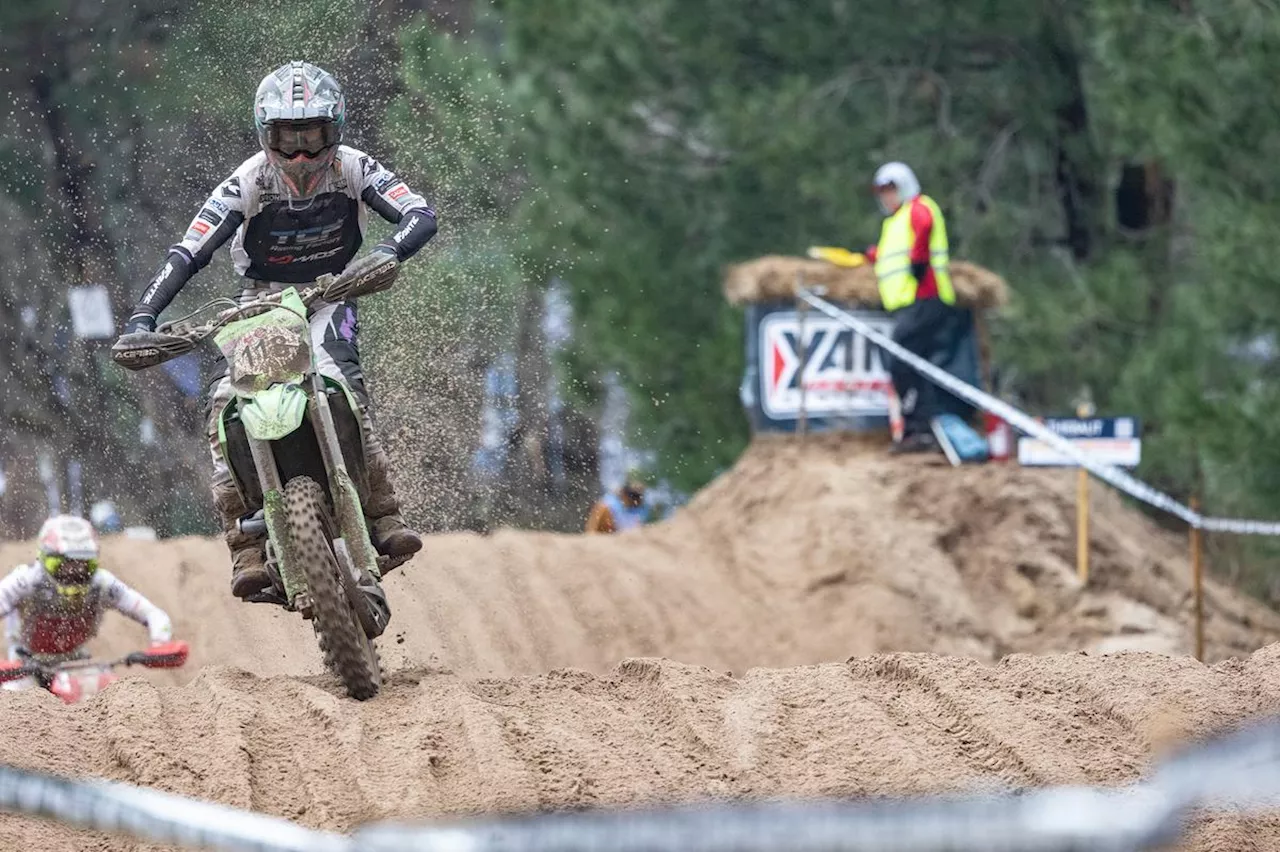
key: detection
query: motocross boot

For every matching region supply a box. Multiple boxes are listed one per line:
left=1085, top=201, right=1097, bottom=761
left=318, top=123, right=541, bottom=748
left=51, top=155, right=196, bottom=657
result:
left=363, top=434, right=422, bottom=572
left=213, top=479, right=271, bottom=599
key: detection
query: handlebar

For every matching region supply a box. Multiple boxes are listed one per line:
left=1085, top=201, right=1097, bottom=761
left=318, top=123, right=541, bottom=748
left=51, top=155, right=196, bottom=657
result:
left=111, top=251, right=399, bottom=372
left=0, top=640, right=189, bottom=682
left=160, top=285, right=324, bottom=339
left=109, top=286, right=320, bottom=372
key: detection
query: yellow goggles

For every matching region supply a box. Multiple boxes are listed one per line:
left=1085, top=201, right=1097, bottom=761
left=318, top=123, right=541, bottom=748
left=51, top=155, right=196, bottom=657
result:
left=42, top=555, right=98, bottom=585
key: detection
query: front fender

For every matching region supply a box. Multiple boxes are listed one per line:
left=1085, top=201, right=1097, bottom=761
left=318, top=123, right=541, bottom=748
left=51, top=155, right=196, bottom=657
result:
left=240, top=383, right=309, bottom=441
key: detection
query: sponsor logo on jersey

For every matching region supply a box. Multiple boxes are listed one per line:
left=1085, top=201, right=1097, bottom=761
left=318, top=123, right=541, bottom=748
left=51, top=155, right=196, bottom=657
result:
left=140, top=263, right=174, bottom=304
left=188, top=220, right=211, bottom=237
left=387, top=184, right=409, bottom=201
left=221, top=176, right=242, bottom=198
left=266, top=246, right=345, bottom=265
left=205, top=197, right=230, bottom=215
left=392, top=218, right=418, bottom=244
left=360, top=156, right=381, bottom=178
left=374, top=172, right=397, bottom=191
left=197, top=209, right=222, bottom=226
left=270, top=220, right=344, bottom=248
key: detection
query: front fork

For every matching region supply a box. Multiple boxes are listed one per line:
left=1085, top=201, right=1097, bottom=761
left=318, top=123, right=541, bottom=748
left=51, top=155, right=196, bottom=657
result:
left=248, top=374, right=383, bottom=610
left=306, top=372, right=382, bottom=584
left=247, top=435, right=301, bottom=603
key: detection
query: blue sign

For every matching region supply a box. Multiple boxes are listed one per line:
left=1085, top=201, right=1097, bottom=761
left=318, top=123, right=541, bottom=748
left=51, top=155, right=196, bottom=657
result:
left=1042, top=417, right=1142, bottom=440
left=1018, top=417, right=1143, bottom=467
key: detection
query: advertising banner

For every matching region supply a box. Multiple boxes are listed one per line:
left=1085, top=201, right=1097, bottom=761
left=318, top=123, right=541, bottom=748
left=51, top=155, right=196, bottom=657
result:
left=741, top=302, right=981, bottom=433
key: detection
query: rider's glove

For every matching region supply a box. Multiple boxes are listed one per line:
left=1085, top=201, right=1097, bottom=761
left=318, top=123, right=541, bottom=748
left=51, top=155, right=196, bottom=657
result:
left=371, top=243, right=399, bottom=258
left=122, top=312, right=157, bottom=335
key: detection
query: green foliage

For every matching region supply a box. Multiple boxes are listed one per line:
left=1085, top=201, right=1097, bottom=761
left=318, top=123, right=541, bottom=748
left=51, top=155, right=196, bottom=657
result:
left=480, top=0, right=1099, bottom=491
left=155, top=0, right=368, bottom=124
left=409, top=0, right=1280, bottom=592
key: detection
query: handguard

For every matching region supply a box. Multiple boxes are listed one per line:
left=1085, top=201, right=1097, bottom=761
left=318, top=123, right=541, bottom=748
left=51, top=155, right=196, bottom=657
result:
left=0, top=660, right=32, bottom=684
left=111, top=331, right=198, bottom=371
left=126, top=640, right=189, bottom=669
left=320, top=251, right=400, bottom=302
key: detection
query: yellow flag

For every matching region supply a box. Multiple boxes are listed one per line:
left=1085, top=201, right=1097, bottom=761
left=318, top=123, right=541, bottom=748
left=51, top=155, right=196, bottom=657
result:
left=806, top=246, right=866, bottom=268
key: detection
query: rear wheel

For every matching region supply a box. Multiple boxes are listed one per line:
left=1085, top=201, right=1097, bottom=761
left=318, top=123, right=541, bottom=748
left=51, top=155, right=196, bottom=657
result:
left=283, top=475, right=382, bottom=699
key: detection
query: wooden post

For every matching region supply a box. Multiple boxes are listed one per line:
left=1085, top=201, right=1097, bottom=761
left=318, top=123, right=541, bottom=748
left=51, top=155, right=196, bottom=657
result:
left=1191, top=497, right=1204, bottom=662
left=1076, top=467, right=1090, bottom=584
left=796, top=276, right=809, bottom=442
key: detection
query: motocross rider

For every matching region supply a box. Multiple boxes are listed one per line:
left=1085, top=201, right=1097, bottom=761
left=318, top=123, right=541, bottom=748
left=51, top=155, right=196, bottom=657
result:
left=0, top=515, right=176, bottom=687
left=117, top=61, right=438, bottom=600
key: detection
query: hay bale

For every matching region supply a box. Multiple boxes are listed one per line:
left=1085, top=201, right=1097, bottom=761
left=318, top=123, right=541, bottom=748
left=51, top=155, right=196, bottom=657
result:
left=723, top=255, right=1008, bottom=309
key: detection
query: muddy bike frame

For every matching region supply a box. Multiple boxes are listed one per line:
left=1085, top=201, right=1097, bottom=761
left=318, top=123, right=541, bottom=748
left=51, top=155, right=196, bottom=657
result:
left=211, top=287, right=384, bottom=630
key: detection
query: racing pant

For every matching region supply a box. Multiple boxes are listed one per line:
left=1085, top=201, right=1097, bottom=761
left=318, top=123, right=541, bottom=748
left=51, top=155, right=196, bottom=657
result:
left=206, top=287, right=407, bottom=573
left=888, top=298, right=973, bottom=437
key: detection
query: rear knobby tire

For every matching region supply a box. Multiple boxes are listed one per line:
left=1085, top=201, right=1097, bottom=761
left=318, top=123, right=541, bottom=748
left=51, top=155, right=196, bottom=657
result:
left=284, top=475, right=382, bottom=700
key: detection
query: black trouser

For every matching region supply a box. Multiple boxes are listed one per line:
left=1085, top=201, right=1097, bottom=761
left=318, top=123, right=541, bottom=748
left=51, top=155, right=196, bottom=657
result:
left=888, top=298, right=972, bottom=436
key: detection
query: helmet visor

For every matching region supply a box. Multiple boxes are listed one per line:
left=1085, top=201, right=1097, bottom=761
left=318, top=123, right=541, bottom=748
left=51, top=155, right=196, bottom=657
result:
left=264, top=120, right=339, bottom=159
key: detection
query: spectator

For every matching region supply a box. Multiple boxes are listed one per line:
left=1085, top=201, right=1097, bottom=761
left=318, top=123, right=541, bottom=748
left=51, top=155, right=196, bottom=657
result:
left=865, top=162, right=970, bottom=453
left=585, top=472, right=651, bottom=534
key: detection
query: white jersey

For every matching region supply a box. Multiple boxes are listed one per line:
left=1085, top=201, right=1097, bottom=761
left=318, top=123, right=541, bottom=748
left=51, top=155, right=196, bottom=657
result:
left=135, top=145, right=435, bottom=316
left=0, top=563, right=172, bottom=661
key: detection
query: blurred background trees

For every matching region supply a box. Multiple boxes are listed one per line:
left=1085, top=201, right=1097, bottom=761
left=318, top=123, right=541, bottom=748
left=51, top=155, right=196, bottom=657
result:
left=4, top=0, right=1279, bottom=590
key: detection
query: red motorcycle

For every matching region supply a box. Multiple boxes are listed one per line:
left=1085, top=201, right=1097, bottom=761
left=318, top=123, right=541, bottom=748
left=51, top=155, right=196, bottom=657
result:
left=0, top=641, right=188, bottom=704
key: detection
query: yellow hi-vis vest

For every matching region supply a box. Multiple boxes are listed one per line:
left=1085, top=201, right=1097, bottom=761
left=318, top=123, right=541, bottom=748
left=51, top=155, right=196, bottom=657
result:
left=873, top=195, right=954, bottom=311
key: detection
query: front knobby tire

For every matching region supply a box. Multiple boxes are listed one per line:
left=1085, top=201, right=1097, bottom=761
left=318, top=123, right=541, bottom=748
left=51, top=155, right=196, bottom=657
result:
left=283, top=475, right=382, bottom=700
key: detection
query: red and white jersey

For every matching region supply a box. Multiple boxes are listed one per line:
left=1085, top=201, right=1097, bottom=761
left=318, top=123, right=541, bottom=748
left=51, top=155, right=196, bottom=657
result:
left=0, top=563, right=172, bottom=659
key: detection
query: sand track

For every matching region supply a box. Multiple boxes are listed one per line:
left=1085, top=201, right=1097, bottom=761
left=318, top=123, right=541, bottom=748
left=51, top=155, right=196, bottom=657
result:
left=3, top=651, right=1280, bottom=850
left=1, top=436, right=1278, bottom=850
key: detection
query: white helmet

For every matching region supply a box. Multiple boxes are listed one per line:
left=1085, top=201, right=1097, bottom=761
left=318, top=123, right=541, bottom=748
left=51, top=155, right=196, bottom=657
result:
left=36, top=515, right=100, bottom=599
left=254, top=61, right=346, bottom=196
left=873, top=162, right=921, bottom=213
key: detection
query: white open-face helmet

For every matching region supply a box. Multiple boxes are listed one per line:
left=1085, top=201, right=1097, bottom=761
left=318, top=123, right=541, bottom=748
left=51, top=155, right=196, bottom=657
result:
left=37, top=515, right=100, bottom=600
left=873, top=162, right=921, bottom=214
left=254, top=61, right=346, bottom=196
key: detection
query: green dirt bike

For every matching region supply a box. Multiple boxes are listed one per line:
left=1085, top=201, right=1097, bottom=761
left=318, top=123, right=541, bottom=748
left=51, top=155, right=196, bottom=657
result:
left=111, top=255, right=403, bottom=699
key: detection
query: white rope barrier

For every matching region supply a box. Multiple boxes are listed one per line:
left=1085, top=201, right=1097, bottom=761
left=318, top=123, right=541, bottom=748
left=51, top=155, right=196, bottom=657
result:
left=4, top=717, right=1280, bottom=852
left=796, top=287, right=1280, bottom=535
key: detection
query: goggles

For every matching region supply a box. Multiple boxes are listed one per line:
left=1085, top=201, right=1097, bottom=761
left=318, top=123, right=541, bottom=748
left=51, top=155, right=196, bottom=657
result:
left=42, top=554, right=98, bottom=585
left=264, top=121, right=340, bottom=159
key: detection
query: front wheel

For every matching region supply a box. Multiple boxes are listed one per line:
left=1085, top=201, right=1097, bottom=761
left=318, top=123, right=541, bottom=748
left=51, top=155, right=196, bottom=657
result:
left=284, top=475, right=382, bottom=700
